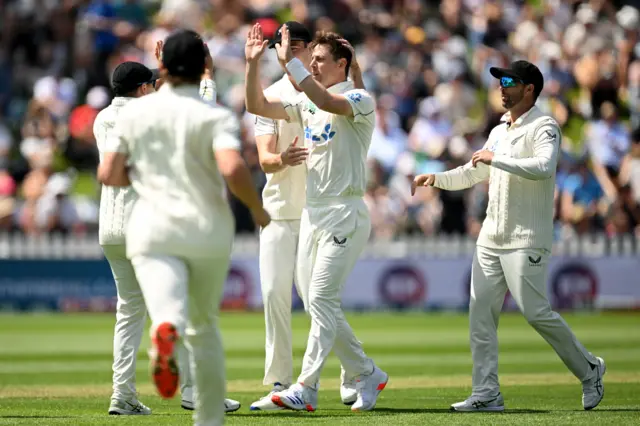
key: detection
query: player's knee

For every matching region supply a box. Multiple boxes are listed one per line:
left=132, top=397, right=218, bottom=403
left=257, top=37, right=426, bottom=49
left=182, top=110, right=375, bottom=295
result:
left=262, top=285, right=288, bottom=305
left=523, top=305, right=553, bottom=326
left=117, top=298, right=146, bottom=320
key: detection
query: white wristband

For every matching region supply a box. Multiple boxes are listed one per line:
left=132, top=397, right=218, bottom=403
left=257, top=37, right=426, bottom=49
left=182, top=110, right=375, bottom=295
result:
left=285, top=58, right=311, bottom=85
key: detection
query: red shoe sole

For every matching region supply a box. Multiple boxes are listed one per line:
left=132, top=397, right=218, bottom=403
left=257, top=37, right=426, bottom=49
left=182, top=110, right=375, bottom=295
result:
left=151, top=322, right=179, bottom=399
left=271, top=395, right=286, bottom=408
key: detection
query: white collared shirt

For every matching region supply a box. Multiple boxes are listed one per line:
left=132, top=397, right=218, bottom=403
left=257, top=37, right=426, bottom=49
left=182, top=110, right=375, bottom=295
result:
left=104, top=83, right=240, bottom=258
left=253, top=75, right=307, bottom=220
left=282, top=81, right=376, bottom=203
left=434, top=105, right=561, bottom=250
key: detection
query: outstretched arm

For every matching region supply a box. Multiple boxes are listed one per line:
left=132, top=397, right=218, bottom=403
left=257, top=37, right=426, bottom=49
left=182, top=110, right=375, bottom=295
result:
left=487, top=124, right=561, bottom=180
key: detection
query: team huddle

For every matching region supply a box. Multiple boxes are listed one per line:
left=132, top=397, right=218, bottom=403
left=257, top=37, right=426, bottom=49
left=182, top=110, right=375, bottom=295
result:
left=95, top=21, right=606, bottom=426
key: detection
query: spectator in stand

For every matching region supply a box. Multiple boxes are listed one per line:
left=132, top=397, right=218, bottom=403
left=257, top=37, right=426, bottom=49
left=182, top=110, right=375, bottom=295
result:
left=586, top=102, right=631, bottom=200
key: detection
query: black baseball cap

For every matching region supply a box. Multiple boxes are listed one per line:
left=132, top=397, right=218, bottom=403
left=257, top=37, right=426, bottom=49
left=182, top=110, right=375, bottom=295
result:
left=111, top=62, right=160, bottom=95
left=490, top=60, right=544, bottom=98
left=268, top=21, right=312, bottom=49
left=162, top=29, right=206, bottom=78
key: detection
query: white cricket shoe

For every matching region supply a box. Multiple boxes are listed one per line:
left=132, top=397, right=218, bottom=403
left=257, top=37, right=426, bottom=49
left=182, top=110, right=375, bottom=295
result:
left=340, top=368, right=357, bottom=405
left=351, top=366, right=388, bottom=412
left=271, top=383, right=318, bottom=411
left=450, top=393, right=505, bottom=412
left=583, top=357, right=606, bottom=410
left=108, top=398, right=152, bottom=415
left=250, top=383, right=288, bottom=411
left=181, top=392, right=241, bottom=413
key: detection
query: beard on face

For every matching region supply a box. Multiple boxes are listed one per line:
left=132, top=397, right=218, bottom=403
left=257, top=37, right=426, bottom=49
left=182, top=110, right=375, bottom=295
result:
left=501, top=88, right=525, bottom=109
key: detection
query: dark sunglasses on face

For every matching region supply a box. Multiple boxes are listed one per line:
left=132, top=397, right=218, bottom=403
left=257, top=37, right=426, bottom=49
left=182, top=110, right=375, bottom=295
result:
left=138, top=80, right=156, bottom=88
left=500, top=76, right=522, bottom=88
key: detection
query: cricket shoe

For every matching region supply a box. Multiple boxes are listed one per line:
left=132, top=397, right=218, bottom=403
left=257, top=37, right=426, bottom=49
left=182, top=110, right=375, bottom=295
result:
left=181, top=393, right=241, bottom=413
left=150, top=322, right=179, bottom=399
left=351, top=366, right=388, bottom=411
left=108, top=398, right=152, bottom=415
left=583, top=357, right=606, bottom=410
left=250, top=383, right=288, bottom=411
left=340, top=368, right=357, bottom=406
left=450, top=393, right=505, bottom=412
left=271, top=383, right=318, bottom=411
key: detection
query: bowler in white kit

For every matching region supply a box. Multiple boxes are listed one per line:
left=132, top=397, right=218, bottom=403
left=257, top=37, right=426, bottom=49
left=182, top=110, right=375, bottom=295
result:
left=412, top=60, right=605, bottom=412
left=249, top=21, right=366, bottom=411
left=98, top=29, right=270, bottom=426
left=245, top=23, right=388, bottom=412
left=95, top=53, right=240, bottom=415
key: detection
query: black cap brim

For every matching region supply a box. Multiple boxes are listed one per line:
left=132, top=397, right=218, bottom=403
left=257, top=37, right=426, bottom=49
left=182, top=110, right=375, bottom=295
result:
left=489, top=67, right=522, bottom=81
left=268, top=36, right=308, bottom=49
left=150, top=68, right=161, bottom=80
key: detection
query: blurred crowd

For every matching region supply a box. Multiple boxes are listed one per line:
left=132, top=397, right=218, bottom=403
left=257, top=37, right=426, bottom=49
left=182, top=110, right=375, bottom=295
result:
left=0, top=0, right=639, bottom=240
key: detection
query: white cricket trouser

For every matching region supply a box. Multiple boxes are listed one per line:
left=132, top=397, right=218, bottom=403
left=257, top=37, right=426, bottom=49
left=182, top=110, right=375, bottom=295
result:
left=296, top=200, right=374, bottom=388
left=259, top=219, right=300, bottom=386
left=131, top=253, right=230, bottom=426
left=470, top=245, right=599, bottom=398
left=102, top=244, right=146, bottom=401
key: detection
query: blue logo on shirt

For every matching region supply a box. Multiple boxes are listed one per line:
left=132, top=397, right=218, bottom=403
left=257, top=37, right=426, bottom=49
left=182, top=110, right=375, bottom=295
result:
left=306, top=124, right=336, bottom=144
left=347, top=93, right=362, bottom=103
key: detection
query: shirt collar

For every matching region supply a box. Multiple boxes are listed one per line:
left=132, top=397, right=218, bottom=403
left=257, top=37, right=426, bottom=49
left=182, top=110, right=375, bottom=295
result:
left=500, top=105, right=539, bottom=128
left=327, top=80, right=354, bottom=94
left=111, top=97, right=133, bottom=107
left=159, top=82, right=201, bottom=99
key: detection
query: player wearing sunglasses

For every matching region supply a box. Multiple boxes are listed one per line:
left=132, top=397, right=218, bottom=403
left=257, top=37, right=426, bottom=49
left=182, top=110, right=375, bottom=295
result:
left=412, top=61, right=605, bottom=412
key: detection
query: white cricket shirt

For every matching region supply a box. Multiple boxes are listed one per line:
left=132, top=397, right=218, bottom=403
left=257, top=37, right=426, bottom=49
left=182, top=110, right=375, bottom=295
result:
left=254, top=75, right=306, bottom=220
left=105, top=83, right=240, bottom=259
left=282, top=81, right=375, bottom=204
left=434, top=106, right=560, bottom=250
left=95, top=79, right=218, bottom=246
left=95, top=97, right=137, bottom=245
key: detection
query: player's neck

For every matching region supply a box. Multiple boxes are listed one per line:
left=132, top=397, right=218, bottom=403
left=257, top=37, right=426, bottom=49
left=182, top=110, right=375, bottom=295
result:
left=325, top=77, right=348, bottom=90
left=508, top=102, right=535, bottom=124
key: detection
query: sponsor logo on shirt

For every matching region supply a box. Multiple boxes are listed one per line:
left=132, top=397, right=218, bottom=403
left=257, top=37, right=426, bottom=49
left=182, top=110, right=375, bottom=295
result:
left=304, top=102, right=318, bottom=115
left=347, top=93, right=362, bottom=103
left=332, top=236, right=347, bottom=247
left=306, top=124, right=336, bottom=144
left=528, top=255, right=542, bottom=267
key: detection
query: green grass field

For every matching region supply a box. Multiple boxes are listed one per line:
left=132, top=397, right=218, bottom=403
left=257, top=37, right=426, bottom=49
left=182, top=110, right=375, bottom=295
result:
left=0, top=312, right=639, bottom=425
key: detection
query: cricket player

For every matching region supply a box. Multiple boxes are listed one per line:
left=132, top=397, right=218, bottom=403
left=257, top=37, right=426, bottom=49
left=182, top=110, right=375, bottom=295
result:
left=245, top=24, right=388, bottom=412
left=98, top=29, right=271, bottom=426
left=411, top=60, right=606, bottom=412
left=95, top=61, right=158, bottom=416
left=96, top=57, right=240, bottom=415
left=249, top=21, right=366, bottom=411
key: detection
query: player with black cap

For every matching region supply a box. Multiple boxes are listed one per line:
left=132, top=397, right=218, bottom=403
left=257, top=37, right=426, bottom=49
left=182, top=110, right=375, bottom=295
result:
left=95, top=60, right=157, bottom=416
left=98, top=29, right=271, bottom=425
left=249, top=21, right=365, bottom=411
left=412, top=60, right=606, bottom=412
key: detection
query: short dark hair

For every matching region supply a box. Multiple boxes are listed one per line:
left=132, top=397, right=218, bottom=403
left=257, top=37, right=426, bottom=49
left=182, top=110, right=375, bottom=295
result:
left=162, top=29, right=206, bottom=82
left=310, top=31, right=352, bottom=78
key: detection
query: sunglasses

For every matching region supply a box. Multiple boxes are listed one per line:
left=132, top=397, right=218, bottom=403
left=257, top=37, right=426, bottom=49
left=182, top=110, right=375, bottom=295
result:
left=138, top=79, right=157, bottom=88
left=500, top=76, right=523, bottom=88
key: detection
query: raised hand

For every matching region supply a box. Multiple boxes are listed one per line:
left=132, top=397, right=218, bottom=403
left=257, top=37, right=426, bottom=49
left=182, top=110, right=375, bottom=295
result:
left=154, top=40, right=163, bottom=65
left=245, top=23, right=269, bottom=63
left=274, top=24, right=294, bottom=64
left=281, top=136, right=308, bottom=166
left=411, top=174, right=435, bottom=195
left=338, top=38, right=359, bottom=71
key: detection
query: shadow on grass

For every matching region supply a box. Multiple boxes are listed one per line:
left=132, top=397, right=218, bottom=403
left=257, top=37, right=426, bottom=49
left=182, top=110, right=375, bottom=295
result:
left=374, top=408, right=550, bottom=414
left=0, top=416, right=73, bottom=419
